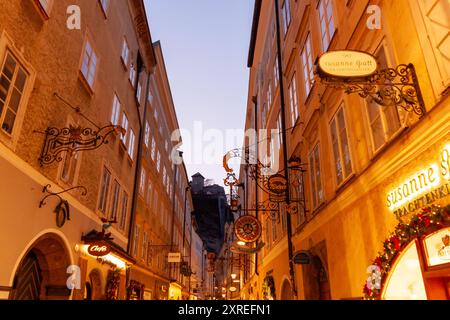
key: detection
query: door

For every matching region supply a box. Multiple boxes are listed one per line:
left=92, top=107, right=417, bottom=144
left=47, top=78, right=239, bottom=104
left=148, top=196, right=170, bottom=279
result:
left=11, top=251, right=43, bottom=300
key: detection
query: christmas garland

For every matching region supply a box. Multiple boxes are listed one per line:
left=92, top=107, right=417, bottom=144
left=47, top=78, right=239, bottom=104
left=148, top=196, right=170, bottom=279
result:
left=364, top=204, right=450, bottom=300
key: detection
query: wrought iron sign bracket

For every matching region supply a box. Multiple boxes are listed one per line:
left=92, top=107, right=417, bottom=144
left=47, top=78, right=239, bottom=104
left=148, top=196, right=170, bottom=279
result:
left=318, top=64, right=426, bottom=118
left=39, top=184, right=87, bottom=228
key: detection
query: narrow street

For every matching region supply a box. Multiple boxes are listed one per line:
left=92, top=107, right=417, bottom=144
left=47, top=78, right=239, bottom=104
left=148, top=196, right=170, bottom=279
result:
left=0, top=0, right=449, bottom=308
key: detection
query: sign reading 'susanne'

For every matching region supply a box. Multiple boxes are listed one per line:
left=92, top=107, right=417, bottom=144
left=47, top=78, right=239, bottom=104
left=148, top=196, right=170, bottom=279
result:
left=318, top=50, right=378, bottom=78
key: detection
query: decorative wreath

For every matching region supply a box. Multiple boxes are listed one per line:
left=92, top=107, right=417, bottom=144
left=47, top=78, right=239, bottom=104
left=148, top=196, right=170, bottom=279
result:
left=363, top=204, right=450, bottom=300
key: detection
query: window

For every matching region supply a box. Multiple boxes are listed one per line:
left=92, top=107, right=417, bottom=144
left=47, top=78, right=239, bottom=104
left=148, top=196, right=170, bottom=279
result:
left=265, top=219, right=271, bottom=252
left=282, top=0, right=291, bottom=34
left=35, top=0, right=53, bottom=17
left=80, top=39, right=97, bottom=89
left=154, top=108, right=158, bottom=121
left=136, top=82, right=142, bottom=103
left=129, top=64, right=136, bottom=87
left=142, top=232, right=148, bottom=260
left=301, top=34, right=314, bottom=98
left=139, top=169, right=146, bottom=195
left=120, top=113, right=128, bottom=144
left=121, top=38, right=129, bottom=66
left=110, top=180, right=120, bottom=221
left=277, top=113, right=282, bottom=147
left=309, top=143, right=324, bottom=209
left=110, top=94, right=121, bottom=125
left=272, top=220, right=278, bottom=243
left=0, top=52, right=28, bottom=135
left=119, top=191, right=128, bottom=230
left=413, top=0, right=450, bottom=91
left=144, top=121, right=150, bottom=147
left=156, top=151, right=161, bottom=172
left=60, top=151, right=79, bottom=185
left=146, top=179, right=152, bottom=206
left=128, top=129, right=135, bottom=159
left=318, top=0, right=336, bottom=51
left=274, top=58, right=279, bottom=88
left=267, top=84, right=272, bottom=107
left=365, top=46, right=401, bottom=152
left=133, top=226, right=140, bottom=257
left=289, top=73, right=299, bottom=126
left=99, top=0, right=109, bottom=14
left=262, top=103, right=267, bottom=128
left=162, top=167, right=167, bottom=187
left=330, top=105, right=352, bottom=186
left=98, top=166, right=111, bottom=214
left=151, top=138, right=156, bottom=160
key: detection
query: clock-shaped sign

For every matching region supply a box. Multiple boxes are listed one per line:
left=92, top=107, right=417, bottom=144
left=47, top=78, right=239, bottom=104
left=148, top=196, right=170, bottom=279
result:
left=234, top=215, right=262, bottom=243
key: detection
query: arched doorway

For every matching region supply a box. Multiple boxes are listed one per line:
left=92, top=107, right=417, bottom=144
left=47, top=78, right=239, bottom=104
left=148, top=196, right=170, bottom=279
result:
left=10, top=233, right=72, bottom=300
left=303, top=255, right=331, bottom=300
left=280, top=279, right=293, bottom=300
left=86, top=269, right=103, bottom=300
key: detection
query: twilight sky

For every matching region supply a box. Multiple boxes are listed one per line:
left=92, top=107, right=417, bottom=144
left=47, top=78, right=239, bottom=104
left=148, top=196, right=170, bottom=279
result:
left=145, top=0, right=254, bottom=187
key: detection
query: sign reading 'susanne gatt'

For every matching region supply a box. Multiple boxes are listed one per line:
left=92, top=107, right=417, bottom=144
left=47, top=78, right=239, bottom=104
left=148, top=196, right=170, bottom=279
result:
left=318, top=50, right=378, bottom=78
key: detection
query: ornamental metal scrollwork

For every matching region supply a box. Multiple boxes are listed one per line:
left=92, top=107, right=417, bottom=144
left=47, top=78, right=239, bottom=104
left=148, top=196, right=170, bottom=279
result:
left=36, top=125, right=124, bottom=166
left=319, top=64, right=426, bottom=117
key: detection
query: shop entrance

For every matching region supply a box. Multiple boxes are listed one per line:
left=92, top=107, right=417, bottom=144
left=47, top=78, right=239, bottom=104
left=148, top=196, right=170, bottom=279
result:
left=10, top=233, right=72, bottom=300
left=382, top=227, right=450, bottom=300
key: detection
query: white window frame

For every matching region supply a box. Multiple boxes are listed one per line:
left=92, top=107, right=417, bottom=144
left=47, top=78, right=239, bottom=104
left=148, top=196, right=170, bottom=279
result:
left=329, top=103, right=353, bottom=187
left=110, top=179, right=121, bottom=221
left=309, top=143, right=324, bottom=209
left=128, top=129, right=135, bottom=160
left=144, top=121, right=150, bottom=147
left=110, top=94, right=121, bottom=126
left=80, top=37, right=98, bottom=90
left=120, top=112, right=129, bottom=145
left=318, top=0, right=336, bottom=52
left=121, top=38, right=129, bottom=67
left=139, top=168, right=146, bottom=195
left=282, top=0, right=291, bottom=35
left=289, top=73, right=299, bottom=126
left=301, top=34, right=314, bottom=99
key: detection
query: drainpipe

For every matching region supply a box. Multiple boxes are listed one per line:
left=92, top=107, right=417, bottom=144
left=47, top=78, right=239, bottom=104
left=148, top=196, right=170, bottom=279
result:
left=274, top=0, right=297, bottom=299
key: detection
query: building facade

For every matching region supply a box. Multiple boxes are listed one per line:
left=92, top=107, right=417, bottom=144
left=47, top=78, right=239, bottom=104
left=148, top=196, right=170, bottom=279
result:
left=241, top=0, right=450, bottom=300
left=0, top=0, right=156, bottom=300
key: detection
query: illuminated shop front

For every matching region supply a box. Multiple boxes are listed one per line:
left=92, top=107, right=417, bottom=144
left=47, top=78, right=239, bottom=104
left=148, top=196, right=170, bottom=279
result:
left=365, top=143, right=450, bottom=300
left=169, top=281, right=182, bottom=300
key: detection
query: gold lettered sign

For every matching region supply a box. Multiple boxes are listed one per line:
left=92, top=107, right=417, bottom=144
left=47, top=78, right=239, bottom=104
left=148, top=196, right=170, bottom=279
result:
left=87, top=241, right=111, bottom=257
left=318, top=50, right=378, bottom=78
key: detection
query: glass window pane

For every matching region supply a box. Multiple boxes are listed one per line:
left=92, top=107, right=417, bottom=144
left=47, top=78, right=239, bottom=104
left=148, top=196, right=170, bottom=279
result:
left=15, top=68, right=27, bottom=92
left=8, top=89, right=21, bottom=113
left=3, top=55, right=16, bottom=80
left=0, top=75, right=11, bottom=101
left=371, top=117, right=385, bottom=150
left=2, top=110, right=16, bottom=134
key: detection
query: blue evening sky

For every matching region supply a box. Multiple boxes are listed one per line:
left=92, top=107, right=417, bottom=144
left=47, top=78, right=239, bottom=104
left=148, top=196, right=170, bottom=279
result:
left=145, top=0, right=254, bottom=187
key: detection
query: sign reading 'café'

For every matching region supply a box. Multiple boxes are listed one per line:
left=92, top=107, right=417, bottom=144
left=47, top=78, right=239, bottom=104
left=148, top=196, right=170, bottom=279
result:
left=88, top=242, right=111, bottom=257
left=387, top=144, right=450, bottom=220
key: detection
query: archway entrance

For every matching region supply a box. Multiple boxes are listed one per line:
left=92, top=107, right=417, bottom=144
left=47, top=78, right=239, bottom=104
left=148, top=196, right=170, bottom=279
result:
left=302, top=255, right=331, bottom=300
left=86, top=269, right=103, bottom=300
left=10, top=233, right=72, bottom=300
left=280, top=279, right=293, bottom=300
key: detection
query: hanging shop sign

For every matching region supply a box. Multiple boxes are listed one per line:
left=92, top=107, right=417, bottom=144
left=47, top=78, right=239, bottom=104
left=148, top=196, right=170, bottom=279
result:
left=87, top=241, right=111, bottom=257
left=386, top=144, right=450, bottom=220
left=268, top=174, right=288, bottom=203
left=234, top=215, right=262, bottom=243
left=293, top=251, right=311, bottom=265
left=317, top=50, right=378, bottom=79
left=168, top=252, right=181, bottom=263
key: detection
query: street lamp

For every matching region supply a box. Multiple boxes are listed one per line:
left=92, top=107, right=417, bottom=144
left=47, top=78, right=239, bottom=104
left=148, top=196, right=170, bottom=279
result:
left=231, top=273, right=237, bottom=280
left=237, top=241, right=246, bottom=247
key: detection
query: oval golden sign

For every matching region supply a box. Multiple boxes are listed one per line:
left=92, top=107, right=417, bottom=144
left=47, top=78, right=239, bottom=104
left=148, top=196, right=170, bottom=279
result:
left=318, top=50, right=378, bottom=78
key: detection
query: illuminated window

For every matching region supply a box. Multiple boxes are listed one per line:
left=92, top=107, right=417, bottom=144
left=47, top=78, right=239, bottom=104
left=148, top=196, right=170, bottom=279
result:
left=318, top=0, right=335, bottom=51
left=133, top=226, right=140, bottom=257
left=80, top=39, right=97, bottom=89
left=309, top=143, right=324, bottom=209
left=151, top=137, right=156, bottom=160
left=289, top=73, right=299, bottom=126
left=129, top=64, right=136, bottom=87
left=330, top=104, right=353, bottom=186
left=274, top=57, right=279, bottom=88
left=157, top=151, right=161, bottom=172
left=98, top=166, right=111, bottom=215
left=110, top=94, right=121, bottom=126
left=301, top=34, right=314, bottom=99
